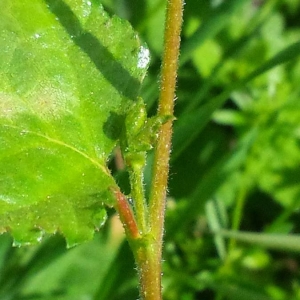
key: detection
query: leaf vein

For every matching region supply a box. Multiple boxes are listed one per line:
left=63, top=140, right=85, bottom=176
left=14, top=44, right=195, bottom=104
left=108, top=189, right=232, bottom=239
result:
left=2, top=125, right=109, bottom=175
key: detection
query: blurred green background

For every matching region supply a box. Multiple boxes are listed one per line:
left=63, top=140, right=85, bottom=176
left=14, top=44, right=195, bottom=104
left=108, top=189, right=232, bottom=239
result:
left=1, top=0, right=300, bottom=299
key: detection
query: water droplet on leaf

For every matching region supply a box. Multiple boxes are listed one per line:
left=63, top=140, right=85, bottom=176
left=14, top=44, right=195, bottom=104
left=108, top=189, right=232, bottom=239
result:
left=137, top=46, right=150, bottom=69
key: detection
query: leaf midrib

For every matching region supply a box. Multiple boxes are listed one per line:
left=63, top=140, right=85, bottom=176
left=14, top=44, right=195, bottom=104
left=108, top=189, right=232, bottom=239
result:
left=1, top=124, right=110, bottom=175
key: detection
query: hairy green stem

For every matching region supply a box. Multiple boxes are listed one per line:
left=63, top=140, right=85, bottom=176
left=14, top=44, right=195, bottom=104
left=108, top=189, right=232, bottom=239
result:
left=116, top=1, right=183, bottom=299
left=149, top=0, right=183, bottom=250
left=134, top=240, right=161, bottom=300
left=129, top=163, right=148, bottom=234
left=136, top=0, right=184, bottom=299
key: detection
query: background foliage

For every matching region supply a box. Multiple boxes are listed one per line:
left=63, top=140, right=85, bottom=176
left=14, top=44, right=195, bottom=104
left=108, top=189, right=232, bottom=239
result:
left=1, top=0, right=300, bottom=299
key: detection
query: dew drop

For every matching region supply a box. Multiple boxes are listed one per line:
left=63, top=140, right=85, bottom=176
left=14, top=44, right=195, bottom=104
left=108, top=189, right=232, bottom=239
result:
left=137, top=46, right=150, bottom=69
left=128, top=197, right=133, bottom=205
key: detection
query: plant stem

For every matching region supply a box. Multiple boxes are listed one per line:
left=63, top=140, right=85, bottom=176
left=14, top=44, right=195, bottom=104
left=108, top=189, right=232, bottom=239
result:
left=113, top=189, right=140, bottom=240
left=134, top=239, right=161, bottom=300
left=129, top=162, right=148, bottom=235
left=229, top=182, right=247, bottom=252
left=149, top=0, right=183, bottom=250
left=115, top=1, right=183, bottom=299
left=136, top=0, right=183, bottom=299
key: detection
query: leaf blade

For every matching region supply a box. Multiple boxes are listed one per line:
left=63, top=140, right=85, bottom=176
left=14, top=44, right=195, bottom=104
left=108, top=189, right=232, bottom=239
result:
left=0, top=0, right=148, bottom=246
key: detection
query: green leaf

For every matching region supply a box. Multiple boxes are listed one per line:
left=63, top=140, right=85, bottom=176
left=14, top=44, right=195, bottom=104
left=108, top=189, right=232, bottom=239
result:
left=167, top=128, right=257, bottom=235
left=0, top=0, right=149, bottom=246
left=94, top=239, right=137, bottom=299
left=216, top=230, right=300, bottom=253
left=205, top=198, right=228, bottom=260
left=179, top=0, right=249, bottom=65
left=172, top=40, right=300, bottom=160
